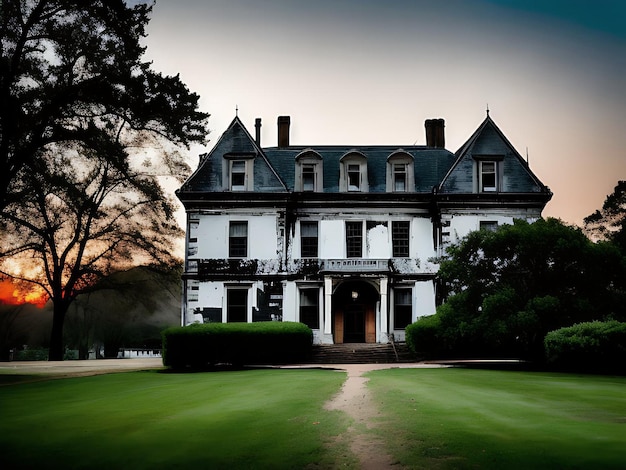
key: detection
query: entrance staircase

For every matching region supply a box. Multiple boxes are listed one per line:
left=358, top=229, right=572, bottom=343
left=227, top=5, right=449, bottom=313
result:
left=307, top=342, right=415, bottom=364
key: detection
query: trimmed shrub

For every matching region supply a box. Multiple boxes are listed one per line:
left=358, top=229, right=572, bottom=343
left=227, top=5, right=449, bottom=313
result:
left=544, top=321, right=626, bottom=374
left=406, top=315, right=442, bottom=359
left=162, top=322, right=313, bottom=369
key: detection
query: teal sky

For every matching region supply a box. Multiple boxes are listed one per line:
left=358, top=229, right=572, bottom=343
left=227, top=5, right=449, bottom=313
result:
left=142, top=0, right=626, bottom=226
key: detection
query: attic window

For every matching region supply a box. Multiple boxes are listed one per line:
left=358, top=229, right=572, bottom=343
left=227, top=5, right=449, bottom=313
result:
left=231, top=160, right=246, bottom=191
left=480, top=161, right=498, bottom=192
left=347, top=164, right=361, bottom=191
left=386, top=152, right=414, bottom=193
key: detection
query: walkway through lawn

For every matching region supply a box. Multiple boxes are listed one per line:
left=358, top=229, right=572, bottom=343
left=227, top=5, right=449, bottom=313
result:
left=323, top=364, right=443, bottom=469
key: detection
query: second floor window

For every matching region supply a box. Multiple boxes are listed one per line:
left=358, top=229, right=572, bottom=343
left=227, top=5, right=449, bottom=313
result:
left=229, top=221, right=248, bottom=258
left=300, top=221, right=318, bottom=258
left=392, top=221, right=410, bottom=258
left=346, top=221, right=363, bottom=258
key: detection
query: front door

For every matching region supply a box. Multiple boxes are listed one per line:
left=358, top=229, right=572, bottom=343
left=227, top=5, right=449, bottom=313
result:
left=343, top=304, right=365, bottom=343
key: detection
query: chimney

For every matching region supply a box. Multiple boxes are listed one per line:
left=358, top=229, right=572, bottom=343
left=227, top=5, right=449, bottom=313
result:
left=425, top=118, right=445, bottom=148
left=277, top=115, right=290, bottom=148
left=255, top=118, right=262, bottom=146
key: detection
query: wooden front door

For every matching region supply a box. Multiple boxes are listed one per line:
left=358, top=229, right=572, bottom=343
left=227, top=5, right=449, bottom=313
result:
left=343, top=304, right=366, bottom=343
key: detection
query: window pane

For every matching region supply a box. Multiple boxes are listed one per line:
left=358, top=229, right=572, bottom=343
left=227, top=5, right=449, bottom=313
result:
left=393, top=164, right=407, bottom=191
left=227, top=289, right=247, bottom=322
left=301, top=221, right=318, bottom=258
left=348, top=164, right=360, bottom=191
left=229, top=221, right=248, bottom=257
left=299, top=288, right=319, bottom=329
left=231, top=161, right=246, bottom=190
left=392, top=221, right=410, bottom=258
left=302, top=164, right=315, bottom=191
left=346, top=221, right=362, bottom=258
left=394, top=288, right=412, bottom=329
left=481, top=161, right=497, bottom=192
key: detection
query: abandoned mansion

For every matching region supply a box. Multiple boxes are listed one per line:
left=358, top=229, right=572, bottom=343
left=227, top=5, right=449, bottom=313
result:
left=176, top=113, right=552, bottom=344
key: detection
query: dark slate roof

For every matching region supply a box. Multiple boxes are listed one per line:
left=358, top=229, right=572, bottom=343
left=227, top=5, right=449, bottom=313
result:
left=180, top=117, right=288, bottom=193
left=263, top=146, right=456, bottom=192
left=179, top=114, right=549, bottom=197
left=439, top=114, right=551, bottom=194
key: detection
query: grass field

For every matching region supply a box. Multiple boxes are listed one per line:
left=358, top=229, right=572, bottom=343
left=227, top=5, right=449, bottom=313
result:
left=0, top=369, right=348, bottom=469
left=367, top=368, right=626, bottom=469
left=1, top=367, right=625, bottom=469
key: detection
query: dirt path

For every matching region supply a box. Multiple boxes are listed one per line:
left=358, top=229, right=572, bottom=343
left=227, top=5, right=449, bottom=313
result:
left=322, top=363, right=445, bottom=469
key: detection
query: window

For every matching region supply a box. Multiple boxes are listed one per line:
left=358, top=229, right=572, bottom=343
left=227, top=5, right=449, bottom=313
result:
left=347, top=164, right=361, bottom=191
left=480, top=221, right=498, bottom=232
left=302, top=164, right=316, bottom=192
left=480, top=161, right=497, bottom=192
left=229, top=221, right=248, bottom=258
left=299, top=288, right=319, bottom=329
left=392, top=221, right=410, bottom=258
left=394, top=288, right=412, bottom=329
left=227, top=289, right=248, bottom=322
left=393, top=163, right=407, bottom=192
left=300, top=221, right=318, bottom=258
left=346, top=221, right=363, bottom=258
left=230, top=160, right=246, bottom=191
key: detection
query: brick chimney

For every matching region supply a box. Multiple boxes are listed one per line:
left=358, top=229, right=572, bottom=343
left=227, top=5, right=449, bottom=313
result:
left=425, top=119, right=445, bottom=148
left=278, top=116, right=290, bottom=148
left=255, top=118, right=262, bottom=146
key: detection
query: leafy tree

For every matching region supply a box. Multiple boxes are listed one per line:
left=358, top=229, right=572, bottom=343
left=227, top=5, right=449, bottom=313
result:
left=0, top=0, right=207, bottom=211
left=433, top=218, right=625, bottom=359
left=0, top=1, right=208, bottom=360
left=584, top=181, right=626, bottom=251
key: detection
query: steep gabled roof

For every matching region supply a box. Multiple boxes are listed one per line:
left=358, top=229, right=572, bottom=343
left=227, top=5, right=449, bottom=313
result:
left=438, top=113, right=551, bottom=194
left=179, top=116, right=288, bottom=193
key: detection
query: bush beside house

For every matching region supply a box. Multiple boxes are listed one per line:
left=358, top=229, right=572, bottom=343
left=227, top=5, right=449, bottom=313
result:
left=544, top=321, right=626, bottom=374
left=162, top=322, right=313, bottom=369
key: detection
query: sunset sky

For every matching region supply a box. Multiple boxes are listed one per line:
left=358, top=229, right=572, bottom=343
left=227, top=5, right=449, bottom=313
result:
left=141, top=0, right=626, bottom=226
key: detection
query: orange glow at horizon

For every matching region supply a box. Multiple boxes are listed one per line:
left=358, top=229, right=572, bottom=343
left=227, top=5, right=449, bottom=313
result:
left=0, top=280, right=47, bottom=309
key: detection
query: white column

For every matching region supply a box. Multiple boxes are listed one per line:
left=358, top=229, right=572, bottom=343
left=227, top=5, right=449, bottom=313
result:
left=324, top=276, right=333, bottom=335
left=380, top=277, right=389, bottom=340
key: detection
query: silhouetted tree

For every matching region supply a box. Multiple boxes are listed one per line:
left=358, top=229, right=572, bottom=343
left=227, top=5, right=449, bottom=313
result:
left=584, top=181, right=626, bottom=252
left=0, top=1, right=208, bottom=360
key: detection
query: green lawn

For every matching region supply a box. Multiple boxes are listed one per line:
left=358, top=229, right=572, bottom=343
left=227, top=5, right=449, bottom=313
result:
left=366, top=368, right=626, bottom=469
left=2, top=367, right=625, bottom=469
left=0, top=369, right=348, bottom=469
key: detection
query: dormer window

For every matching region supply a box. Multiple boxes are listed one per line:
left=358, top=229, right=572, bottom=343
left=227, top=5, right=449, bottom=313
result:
left=340, top=152, right=368, bottom=192
left=295, top=150, right=323, bottom=192
left=231, top=160, right=246, bottom=191
left=347, top=164, right=361, bottom=191
left=302, top=164, right=316, bottom=191
left=480, top=161, right=498, bottom=192
left=393, top=164, right=407, bottom=191
left=386, top=151, right=414, bottom=192
left=224, top=153, right=255, bottom=191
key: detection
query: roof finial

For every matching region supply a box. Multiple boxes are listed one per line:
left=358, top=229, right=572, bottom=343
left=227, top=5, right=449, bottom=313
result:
left=486, top=103, right=490, bottom=116
left=236, top=105, right=239, bottom=117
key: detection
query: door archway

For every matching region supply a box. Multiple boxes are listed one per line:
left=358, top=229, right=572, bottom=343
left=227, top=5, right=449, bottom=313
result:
left=332, top=280, right=379, bottom=343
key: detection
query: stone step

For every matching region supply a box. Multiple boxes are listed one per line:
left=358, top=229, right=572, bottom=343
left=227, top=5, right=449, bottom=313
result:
left=307, top=342, right=415, bottom=364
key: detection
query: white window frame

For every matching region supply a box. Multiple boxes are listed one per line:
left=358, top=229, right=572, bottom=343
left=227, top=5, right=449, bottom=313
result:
left=479, top=161, right=498, bottom=192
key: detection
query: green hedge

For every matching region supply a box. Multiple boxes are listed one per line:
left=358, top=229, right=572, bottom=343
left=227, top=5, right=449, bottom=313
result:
left=405, top=315, right=442, bottom=359
left=544, top=321, right=626, bottom=374
left=162, top=322, right=313, bottom=369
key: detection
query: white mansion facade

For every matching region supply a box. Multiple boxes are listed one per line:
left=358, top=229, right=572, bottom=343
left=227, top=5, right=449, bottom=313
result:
left=176, top=113, right=551, bottom=344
